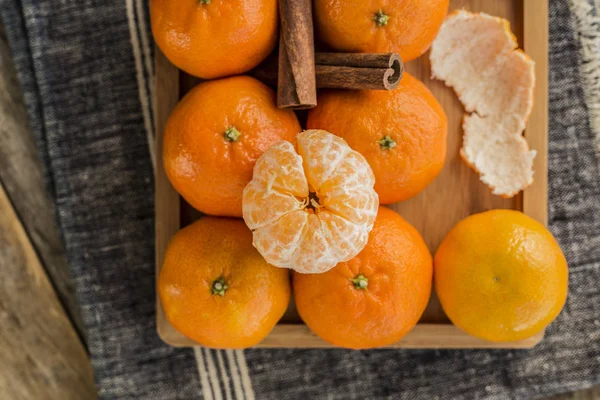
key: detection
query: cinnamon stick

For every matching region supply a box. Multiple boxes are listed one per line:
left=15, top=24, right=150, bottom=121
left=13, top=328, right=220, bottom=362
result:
left=315, top=53, right=403, bottom=90
left=252, top=52, right=403, bottom=91
left=277, top=0, right=317, bottom=110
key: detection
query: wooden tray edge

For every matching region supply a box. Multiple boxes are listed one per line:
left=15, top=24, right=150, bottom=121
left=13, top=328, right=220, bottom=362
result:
left=155, top=46, right=180, bottom=346
left=523, top=0, right=549, bottom=226
left=158, top=323, right=544, bottom=349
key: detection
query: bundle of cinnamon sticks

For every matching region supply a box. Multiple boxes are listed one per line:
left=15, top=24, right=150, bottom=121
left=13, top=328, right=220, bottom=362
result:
left=254, top=0, right=405, bottom=110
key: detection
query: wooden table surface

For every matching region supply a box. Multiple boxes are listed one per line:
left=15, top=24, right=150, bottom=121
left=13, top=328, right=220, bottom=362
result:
left=0, top=21, right=597, bottom=400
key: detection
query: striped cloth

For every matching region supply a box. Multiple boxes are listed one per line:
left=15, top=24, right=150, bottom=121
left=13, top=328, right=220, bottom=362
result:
left=1, top=0, right=599, bottom=399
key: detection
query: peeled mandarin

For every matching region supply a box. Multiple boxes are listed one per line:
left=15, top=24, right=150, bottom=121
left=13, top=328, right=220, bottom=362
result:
left=242, top=129, right=379, bottom=274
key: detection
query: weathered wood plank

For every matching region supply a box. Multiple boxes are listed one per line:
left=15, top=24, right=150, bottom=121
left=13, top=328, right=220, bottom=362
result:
left=0, top=23, right=84, bottom=335
left=546, top=387, right=600, bottom=400
left=0, top=181, right=96, bottom=399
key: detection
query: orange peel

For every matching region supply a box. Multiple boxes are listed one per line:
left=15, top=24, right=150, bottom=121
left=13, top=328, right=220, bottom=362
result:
left=430, top=10, right=536, bottom=197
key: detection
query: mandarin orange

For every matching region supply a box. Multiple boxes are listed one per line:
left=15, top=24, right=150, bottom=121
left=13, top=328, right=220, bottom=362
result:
left=434, top=210, right=568, bottom=342
left=150, top=0, right=278, bottom=79
left=307, top=73, right=447, bottom=204
left=293, top=207, right=432, bottom=349
left=313, top=0, right=449, bottom=62
left=163, top=76, right=301, bottom=217
left=158, top=217, right=291, bottom=348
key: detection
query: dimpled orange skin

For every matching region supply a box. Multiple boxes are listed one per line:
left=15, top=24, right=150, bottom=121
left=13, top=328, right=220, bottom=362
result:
left=158, top=217, right=291, bottom=349
left=293, top=207, right=432, bottom=349
left=163, top=76, right=301, bottom=217
left=150, top=0, right=278, bottom=79
left=307, top=73, right=447, bottom=204
left=434, top=210, right=569, bottom=342
left=313, top=0, right=449, bottom=62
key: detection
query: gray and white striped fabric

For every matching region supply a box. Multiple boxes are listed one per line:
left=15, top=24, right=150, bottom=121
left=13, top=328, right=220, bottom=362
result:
left=1, top=0, right=599, bottom=399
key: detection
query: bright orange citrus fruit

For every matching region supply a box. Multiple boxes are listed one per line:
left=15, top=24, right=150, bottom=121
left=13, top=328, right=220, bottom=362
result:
left=313, top=0, right=449, bottom=62
left=307, top=73, right=447, bottom=204
left=151, top=0, right=278, bottom=79
left=293, top=207, right=432, bottom=349
left=242, top=129, right=379, bottom=274
left=434, top=210, right=569, bottom=342
left=158, top=217, right=291, bottom=349
left=163, top=76, right=301, bottom=217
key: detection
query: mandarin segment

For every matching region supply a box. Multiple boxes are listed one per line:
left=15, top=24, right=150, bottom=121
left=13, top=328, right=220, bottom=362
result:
left=291, top=213, right=340, bottom=274
left=242, top=129, right=378, bottom=274
left=251, top=141, right=309, bottom=197
left=322, top=189, right=378, bottom=225
left=243, top=141, right=308, bottom=230
left=242, top=180, right=305, bottom=230
left=317, top=151, right=376, bottom=197
left=296, top=129, right=352, bottom=191
left=252, top=210, right=309, bottom=268
left=318, top=211, right=370, bottom=263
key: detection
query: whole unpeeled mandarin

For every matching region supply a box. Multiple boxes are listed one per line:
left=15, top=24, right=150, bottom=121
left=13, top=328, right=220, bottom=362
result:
left=307, top=73, right=447, bottom=204
left=293, top=207, right=432, bottom=349
left=434, top=210, right=568, bottom=342
left=163, top=76, right=301, bottom=217
left=313, top=0, right=449, bottom=62
left=158, top=217, right=291, bottom=349
left=151, top=0, right=278, bottom=79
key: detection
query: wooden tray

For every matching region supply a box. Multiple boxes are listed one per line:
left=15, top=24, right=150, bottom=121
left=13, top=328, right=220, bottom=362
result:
left=155, top=0, right=548, bottom=348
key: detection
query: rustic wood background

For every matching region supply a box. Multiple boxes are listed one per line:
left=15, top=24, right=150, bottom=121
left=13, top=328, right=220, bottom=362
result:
left=0, top=20, right=596, bottom=400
